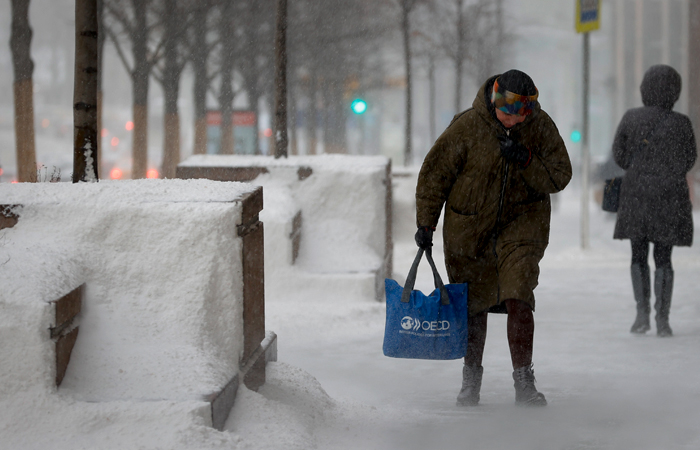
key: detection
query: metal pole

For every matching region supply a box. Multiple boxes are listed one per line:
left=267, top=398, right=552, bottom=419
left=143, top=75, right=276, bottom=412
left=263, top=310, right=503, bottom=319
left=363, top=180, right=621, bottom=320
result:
left=428, top=54, right=436, bottom=144
left=402, top=0, right=413, bottom=166
left=634, top=0, right=644, bottom=102
left=581, top=31, right=590, bottom=249
left=615, top=0, right=625, bottom=122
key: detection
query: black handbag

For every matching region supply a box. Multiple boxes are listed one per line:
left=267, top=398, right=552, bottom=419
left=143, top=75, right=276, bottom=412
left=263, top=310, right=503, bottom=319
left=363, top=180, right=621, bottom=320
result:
left=602, top=177, right=622, bottom=212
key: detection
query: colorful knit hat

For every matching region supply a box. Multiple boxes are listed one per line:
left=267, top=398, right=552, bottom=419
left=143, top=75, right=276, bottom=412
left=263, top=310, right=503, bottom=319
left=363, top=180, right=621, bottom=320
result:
left=491, top=70, right=539, bottom=116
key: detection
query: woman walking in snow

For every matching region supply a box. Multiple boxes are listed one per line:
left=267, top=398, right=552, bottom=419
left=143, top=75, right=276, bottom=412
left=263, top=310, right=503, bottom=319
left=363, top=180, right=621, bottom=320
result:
left=415, top=70, right=572, bottom=406
left=613, top=64, right=696, bottom=337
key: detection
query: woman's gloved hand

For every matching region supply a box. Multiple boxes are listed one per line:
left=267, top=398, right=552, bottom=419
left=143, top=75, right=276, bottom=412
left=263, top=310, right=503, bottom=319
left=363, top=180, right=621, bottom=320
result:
left=414, top=226, right=434, bottom=249
left=498, top=135, right=531, bottom=167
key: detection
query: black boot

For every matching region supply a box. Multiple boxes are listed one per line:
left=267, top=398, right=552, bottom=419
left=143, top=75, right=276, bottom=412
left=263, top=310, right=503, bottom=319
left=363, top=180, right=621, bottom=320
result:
left=630, top=263, right=651, bottom=333
left=654, top=267, right=674, bottom=337
left=456, top=364, right=483, bottom=406
left=513, top=364, right=547, bottom=406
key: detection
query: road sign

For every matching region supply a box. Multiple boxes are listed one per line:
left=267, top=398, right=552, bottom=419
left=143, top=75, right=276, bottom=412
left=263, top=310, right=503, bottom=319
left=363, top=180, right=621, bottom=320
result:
left=576, top=0, right=601, bottom=33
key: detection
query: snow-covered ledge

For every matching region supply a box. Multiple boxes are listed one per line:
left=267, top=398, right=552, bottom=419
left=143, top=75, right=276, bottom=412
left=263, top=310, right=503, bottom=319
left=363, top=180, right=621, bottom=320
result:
left=177, top=154, right=393, bottom=302
left=0, top=179, right=272, bottom=430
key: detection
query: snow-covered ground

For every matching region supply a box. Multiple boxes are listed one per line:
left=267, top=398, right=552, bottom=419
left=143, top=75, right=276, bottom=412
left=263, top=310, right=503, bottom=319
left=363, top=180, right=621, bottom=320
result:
left=2, top=175, right=700, bottom=450
left=263, top=184, right=700, bottom=450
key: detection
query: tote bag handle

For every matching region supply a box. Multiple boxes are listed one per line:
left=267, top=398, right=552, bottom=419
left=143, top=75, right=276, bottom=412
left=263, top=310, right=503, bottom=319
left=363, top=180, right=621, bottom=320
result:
left=401, top=247, right=450, bottom=305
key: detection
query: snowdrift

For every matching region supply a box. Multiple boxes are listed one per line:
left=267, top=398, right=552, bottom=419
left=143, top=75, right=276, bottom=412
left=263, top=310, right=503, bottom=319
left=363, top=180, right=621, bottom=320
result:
left=178, top=154, right=392, bottom=301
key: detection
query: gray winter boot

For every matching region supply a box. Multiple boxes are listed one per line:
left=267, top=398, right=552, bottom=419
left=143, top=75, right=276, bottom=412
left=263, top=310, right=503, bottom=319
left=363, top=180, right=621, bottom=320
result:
left=456, top=365, right=483, bottom=406
left=630, top=263, right=651, bottom=333
left=513, top=364, right=547, bottom=406
left=654, top=267, right=674, bottom=337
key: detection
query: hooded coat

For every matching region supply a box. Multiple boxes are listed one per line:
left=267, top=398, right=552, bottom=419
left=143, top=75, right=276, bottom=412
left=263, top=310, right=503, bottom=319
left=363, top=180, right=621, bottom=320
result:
left=613, top=65, right=696, bottom=246
left=416, top=75, right=572, bottom=315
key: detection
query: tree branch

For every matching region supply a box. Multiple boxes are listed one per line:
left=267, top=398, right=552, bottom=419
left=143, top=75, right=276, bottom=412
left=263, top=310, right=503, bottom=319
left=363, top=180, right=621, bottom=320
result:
left=105, top=25, right=134, bottom=75
left=104, top=1, right=135, bottom=36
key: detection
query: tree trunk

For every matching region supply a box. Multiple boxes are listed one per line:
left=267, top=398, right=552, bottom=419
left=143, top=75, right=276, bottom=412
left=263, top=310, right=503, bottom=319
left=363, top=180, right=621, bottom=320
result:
left=428, top=54, right=436, bottom=144
left=305, top=73, right=317, bottom=155
left=160, top=106, right=181, bottom=178
left=194, top=117, right=207, bottom=155
left=97, top=0, right=105, bottom=174
left=289, top=79, right=298, bottom=155
left=131, top=0, right=150, bottom=179
left=192, top=3, right=209, bottom=155
left=240, top=75, right=262, bottom=155
left=318, top=80, right=346, bottom=154
left=249, top=91, right=261, bottom=155
left=274, top=0, right=288, bottom=158
left=319, top=78, right=329, bottom=153
left=132, top=103, right=148, bottom=177
left=160, top=0, right=181, bottom=178
left=238, top=0, right=266, bottom=156
left=454, top=0, right=464, bottom=114
left=218, top=0, right=235, bottom=155
left=10, top=0, right=37, bottom=182
left=401, top=0, right=412, bottom=166
left=73, top=0, right=99, bottom=182
left=495, top=0, right=503, bottom=72
left=455, top=58, right=463, bottom=114
left=162, top=113, right=180, bottom=177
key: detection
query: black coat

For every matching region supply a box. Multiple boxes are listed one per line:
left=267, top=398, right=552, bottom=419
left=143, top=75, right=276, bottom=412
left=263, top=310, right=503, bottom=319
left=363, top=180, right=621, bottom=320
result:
left=613, top=65, right=696, bottom=246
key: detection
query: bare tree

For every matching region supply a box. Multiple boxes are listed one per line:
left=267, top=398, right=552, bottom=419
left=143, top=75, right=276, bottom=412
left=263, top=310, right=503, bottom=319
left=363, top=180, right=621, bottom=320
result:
left=288, top=1, right=322, bottom=155
left=235, top=0, right=275, bottom=155
left=430, top=0, right=495, bottom=113
left=302, top=71, right=319, bottom=155
left=10, top=0, right=37, bottom=182
left=288, top=0, right=388, bottom=155
left=216, top=0, right=236, bottom=155
left=468, top=0, right=505, bottom=83
left=104, top=0, right=157, bottom=179
left=152, top=0, right=191, bottom=178
left=189, top=0, right=216, bottom=155
left=73, top=0, right=100, bottom=182
left=412, top=29, right=439, bottom=143
left=398, top=0, right=418, bottom=165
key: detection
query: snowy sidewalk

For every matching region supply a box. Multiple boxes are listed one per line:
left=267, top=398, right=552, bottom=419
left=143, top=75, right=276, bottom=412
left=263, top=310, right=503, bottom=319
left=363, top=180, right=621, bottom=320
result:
left=3, top=185, right=699, bottom=450
left=260, top=189, right=700, bottom=450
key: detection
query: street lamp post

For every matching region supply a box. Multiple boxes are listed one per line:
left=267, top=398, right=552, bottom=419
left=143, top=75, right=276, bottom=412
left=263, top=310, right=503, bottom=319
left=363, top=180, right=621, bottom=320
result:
left=575, top=0, right=601, bottom=250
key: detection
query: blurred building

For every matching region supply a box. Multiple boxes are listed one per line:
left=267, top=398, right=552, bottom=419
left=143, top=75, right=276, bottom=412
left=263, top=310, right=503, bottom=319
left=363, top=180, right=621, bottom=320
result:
left=611, top=0, right=689, bottom=121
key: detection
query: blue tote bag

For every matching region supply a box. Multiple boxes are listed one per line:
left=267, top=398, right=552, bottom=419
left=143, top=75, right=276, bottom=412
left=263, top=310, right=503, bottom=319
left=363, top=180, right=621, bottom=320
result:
left=383, top=247, right=468, bottom=360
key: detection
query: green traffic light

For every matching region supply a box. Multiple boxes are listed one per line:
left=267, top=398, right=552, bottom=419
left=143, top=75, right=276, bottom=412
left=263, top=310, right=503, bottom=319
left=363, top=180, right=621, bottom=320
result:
left=570, top=130, right=582, bottom=143
left=351, top=99, right=367, bottom=114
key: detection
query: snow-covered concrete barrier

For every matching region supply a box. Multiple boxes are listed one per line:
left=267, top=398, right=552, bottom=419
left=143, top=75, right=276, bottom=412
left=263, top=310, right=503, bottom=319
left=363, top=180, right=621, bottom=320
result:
left=0, top=179, right=274, bottom=431
left=177, top=154, right=392, bottom=302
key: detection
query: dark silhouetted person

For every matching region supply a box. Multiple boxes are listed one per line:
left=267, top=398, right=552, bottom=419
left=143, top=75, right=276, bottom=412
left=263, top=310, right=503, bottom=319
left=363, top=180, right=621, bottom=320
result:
left=613, top=64, right=696, bottom=337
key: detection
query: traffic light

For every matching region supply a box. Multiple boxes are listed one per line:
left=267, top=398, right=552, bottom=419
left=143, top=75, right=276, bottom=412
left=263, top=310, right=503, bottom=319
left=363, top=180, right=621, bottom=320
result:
left=570, top=130, right=582, bottom=143
left=351, top=98, right=367, bottom=115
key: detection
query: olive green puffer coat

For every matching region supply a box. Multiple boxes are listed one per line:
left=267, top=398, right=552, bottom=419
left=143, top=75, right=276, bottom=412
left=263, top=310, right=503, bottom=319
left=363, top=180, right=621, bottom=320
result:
left=416, top=75, right=572, bottom=314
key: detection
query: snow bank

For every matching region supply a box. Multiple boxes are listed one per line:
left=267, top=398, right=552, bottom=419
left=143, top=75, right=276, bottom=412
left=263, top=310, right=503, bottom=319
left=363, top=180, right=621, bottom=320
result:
left=179, top=154, right=392, bottom=301
left=0, top=179, right=257, bottom=402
